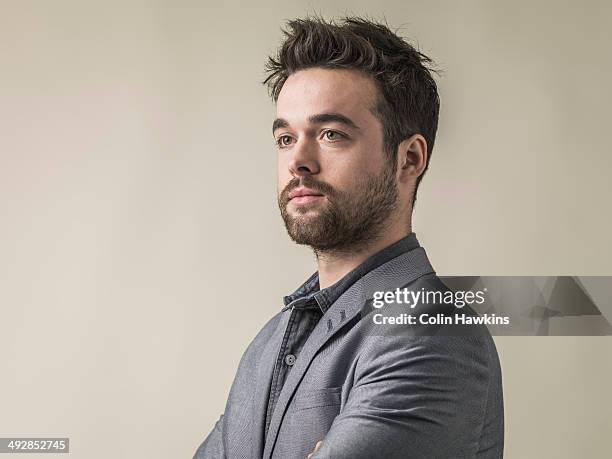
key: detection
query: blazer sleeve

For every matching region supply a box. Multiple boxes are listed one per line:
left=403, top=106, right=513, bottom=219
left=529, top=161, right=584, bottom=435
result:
left=193, top=414, right=226, bottom=459
left=310, top=334, right=494, bottom=459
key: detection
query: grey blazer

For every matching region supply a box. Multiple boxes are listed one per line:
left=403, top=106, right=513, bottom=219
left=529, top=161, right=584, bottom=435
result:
left=194, top=246, right=504, bottom=458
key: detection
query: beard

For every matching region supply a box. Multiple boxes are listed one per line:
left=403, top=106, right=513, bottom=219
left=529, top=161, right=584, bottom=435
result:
left=277, top=162, right=399, bottom=255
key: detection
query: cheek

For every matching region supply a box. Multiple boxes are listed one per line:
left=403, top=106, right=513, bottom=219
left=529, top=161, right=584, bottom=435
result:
left=321, top=149, right=374, bottom=188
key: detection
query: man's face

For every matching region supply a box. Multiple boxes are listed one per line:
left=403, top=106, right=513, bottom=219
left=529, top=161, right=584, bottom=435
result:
left=274, top=67, right=399, bottom=253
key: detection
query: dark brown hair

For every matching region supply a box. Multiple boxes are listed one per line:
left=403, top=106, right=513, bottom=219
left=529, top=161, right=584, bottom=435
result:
left=263, top=16, right=440, bottom=205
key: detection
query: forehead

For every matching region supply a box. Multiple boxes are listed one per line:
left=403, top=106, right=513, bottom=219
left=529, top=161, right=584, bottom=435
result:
left=276, top=68, right=380, bottom=121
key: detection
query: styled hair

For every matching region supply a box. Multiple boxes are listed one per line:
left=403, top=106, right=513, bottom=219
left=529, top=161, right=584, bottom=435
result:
left=263, top=16, right=440, bottom=205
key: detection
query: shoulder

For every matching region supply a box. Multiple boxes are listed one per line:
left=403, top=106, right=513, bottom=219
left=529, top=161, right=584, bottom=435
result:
left=358, top=272, right=501, bottom=376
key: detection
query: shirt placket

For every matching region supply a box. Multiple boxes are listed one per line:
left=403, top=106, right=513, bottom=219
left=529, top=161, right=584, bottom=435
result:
left=264, top=303, right=301, bottom=439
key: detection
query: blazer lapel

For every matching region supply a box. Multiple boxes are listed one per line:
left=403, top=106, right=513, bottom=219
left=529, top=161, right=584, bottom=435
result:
left=262, top=247, right=434, bottom=459
left=251, top=311, right=291, bottom=458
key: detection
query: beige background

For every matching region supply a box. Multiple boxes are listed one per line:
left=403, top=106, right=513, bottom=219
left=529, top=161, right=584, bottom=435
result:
left=1, top=1, right=611, bottom=458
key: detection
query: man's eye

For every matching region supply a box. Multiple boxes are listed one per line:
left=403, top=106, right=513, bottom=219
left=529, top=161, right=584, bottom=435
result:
left=323, top=130, right=345, bottom=142
left=276, top=135, right=293, bottom=147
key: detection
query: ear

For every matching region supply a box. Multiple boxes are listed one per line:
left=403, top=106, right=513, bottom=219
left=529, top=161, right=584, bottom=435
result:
left=396, top=134, right=428, bottom=184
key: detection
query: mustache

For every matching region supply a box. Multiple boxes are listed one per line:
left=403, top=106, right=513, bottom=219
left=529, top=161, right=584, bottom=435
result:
left=279, top=177, right=337, bottom=205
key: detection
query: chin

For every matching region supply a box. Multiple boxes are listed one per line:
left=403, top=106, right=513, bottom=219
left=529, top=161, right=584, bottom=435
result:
left=286, top=212, right=324, bottom=231
left=290, top=206, right=320, bottom=216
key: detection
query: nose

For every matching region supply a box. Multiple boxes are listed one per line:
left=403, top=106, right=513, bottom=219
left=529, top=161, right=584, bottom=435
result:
left=288, top=137, right=320, bottom=178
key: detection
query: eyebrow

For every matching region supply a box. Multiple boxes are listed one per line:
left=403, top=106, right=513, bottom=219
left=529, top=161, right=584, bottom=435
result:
left=272, top=113, right=360, bottom=133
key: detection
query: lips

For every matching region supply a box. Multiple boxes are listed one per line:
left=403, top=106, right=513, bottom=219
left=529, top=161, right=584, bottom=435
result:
left=288, top=187, right=324, bottom=200
left=286, top=187, right=325, bottom=206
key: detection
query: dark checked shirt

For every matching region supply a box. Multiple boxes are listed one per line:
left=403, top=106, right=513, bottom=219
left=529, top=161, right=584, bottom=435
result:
left=263, top=232, right=421, bottom=440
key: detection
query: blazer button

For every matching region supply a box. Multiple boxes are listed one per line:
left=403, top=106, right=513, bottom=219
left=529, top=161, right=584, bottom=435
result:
left=285, top=354, right=296, bottom=366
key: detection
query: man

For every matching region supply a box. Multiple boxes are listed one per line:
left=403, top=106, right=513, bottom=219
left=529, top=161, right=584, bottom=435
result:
left=194, top=16, right=504, bottom=459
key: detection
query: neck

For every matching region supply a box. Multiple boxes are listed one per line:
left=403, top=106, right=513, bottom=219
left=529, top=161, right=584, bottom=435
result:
left=315, top=220, right=412, bottom=289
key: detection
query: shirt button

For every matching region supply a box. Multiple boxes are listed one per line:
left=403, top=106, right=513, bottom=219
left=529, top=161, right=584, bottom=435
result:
left=285, top=354, right=296, bottom=366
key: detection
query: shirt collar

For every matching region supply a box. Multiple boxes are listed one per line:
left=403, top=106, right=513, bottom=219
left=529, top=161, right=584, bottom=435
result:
left=282, top=232, right=421, bottom=313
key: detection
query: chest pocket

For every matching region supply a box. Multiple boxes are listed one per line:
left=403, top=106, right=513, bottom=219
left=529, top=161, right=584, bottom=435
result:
left=294, top=386, right=342, bottom=411
left=273, top=387, right=342, bottom=458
